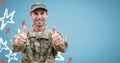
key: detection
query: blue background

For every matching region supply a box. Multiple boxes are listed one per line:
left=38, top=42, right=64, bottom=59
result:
left=0, top=0, right=120, bottom=63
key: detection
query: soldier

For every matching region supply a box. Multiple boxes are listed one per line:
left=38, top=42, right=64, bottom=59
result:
left=11, top=2, right=68, bottom=63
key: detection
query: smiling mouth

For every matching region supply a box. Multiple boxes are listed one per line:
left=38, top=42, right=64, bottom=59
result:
left=36, top=20, right=41, bottom=21
left=37, top=21, right=42, bottom=24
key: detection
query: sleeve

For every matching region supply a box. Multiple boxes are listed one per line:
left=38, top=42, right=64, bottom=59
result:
left=11, top=32, right=26, bottom=52
left=52, top=33, right=68, bottom=53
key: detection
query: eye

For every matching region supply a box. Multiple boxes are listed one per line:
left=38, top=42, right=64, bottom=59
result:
left=41, top=11, right=44, bottom=15
left=34, top=12, right=38, bottom=15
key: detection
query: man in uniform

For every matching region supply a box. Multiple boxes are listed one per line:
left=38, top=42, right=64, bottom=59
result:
left=11, top=2, right=68, bottom=63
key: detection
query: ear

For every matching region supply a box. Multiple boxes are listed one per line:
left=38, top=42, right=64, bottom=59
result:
left=29, top=12, right=32, bottom=18
left=46, top=11, right=48, bottom=15
left=46, top=12, right=48, bottom=18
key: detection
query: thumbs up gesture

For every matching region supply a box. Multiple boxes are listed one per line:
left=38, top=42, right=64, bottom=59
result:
left=15, top=26, right=27, bottom=46
left=51, top=26, right=62, bottom=45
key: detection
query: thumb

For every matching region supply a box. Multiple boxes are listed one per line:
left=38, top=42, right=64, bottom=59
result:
left=52, top=26, right=56, bottom=34
left=23, top=26, right=27, bottom=36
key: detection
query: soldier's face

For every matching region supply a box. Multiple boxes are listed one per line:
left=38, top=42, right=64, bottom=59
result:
left=30, top=8, right=48, bottom=27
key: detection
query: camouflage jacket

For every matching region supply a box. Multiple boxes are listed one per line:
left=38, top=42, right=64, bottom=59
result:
left=11, top=27, right=68, bottom=63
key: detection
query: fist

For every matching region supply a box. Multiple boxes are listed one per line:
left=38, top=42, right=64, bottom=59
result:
left=51, top=27, right=62, bottom=45
left=15, top=26, right=27, bottom=46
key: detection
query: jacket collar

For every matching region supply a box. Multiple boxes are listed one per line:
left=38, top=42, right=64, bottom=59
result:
left=28, top=27, right=50, bottom=39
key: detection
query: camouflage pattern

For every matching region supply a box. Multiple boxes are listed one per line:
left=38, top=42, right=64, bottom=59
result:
left=11, top=27, right=68, bottom=63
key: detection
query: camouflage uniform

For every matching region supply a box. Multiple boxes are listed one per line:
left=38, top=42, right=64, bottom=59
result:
left=11, top=27, right=68, bottom=63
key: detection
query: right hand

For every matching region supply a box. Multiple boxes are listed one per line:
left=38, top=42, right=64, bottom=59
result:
left=15, top=26, right=27, bottom=46
left=51, top=26, right=62, bottom=45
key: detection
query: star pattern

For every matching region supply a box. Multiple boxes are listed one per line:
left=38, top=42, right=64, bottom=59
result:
left=0, top=37, right=18, bottom=63
left=5, top=50, right=18, bottom=63
left=55, top=52, right=64, bottom=61
left=0, top=37, right=10, bottom=53
left=17, top=28, right=21, bottom=33
left=0, top=8, right=67, bottom=63
left=68, top=56, right=72, bottom=63
left=2, top=0, right=6, bottom=5
left=6, top=27, right=10, bottom=34
left=0, top=8, right=15, bottom=30
left=22, top=20, right=25, bottom=26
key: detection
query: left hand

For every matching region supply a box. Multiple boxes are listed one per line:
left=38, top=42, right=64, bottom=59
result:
left=51, top=27, right=62, bottom=45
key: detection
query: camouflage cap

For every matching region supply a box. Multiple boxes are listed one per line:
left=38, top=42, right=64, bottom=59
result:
left=30, top=2, right=47, bottom=12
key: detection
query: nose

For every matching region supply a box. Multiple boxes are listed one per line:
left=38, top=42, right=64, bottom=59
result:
left=37, top=14, right=42, bottom=19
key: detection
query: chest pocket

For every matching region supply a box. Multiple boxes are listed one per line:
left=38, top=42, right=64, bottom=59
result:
left=34, top=38, right=50, bottom=54
left=28, top=37, right=36, bottom=51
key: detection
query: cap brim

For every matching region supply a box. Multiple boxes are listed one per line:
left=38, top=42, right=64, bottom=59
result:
left=30, top=6, right=47, bottom=12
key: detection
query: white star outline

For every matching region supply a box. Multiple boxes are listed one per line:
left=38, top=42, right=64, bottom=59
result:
left=0, top=37, right=10, bottom=53
left=55, top=52, right=64, bottom=61
left=5, top=50, right=18, bottom=63
left=0, top=37, right=18, bottom=63
left=0, top=8, right=15, bottom=30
